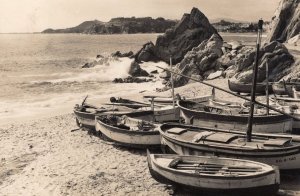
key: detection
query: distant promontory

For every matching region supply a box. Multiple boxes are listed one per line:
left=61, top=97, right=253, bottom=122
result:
left=42, top=17, right=177, bottom=34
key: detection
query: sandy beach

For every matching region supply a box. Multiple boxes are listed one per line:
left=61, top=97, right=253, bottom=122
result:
left=0, top=78, right=300, bottom=196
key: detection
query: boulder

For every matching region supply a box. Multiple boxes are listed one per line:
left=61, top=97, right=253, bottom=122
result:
left=113, top=76, right=151, bottom=83
left=134, top=42, right=159, bottom=62
left=96, top=54, right=104, bottom=58
left=266, top=0, right=300, bottom=42
left=159, top=70, right=171, bottom=79
left=128, top=61, right=149, bottom=77
left=207, top=70, right=224, bottom=80
left=111, top=51, right=134, bottom=58
left=82, top=61, right=97, bottom=68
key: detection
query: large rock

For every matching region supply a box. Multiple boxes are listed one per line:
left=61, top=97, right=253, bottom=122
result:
left=231, top=41, right=294, bottom=83
left=111, top=51, right=134, bottom=58
left=155, top=8, right=221, bottom=64
left=266, top=0, right=300, bottom=42
left=172, top=34, right=223, bottom=87
left=134, top=42, right=159, bottom=62
left=128, top=61, right=149, bottom=77
left=133, top=7, right=221, bottom=64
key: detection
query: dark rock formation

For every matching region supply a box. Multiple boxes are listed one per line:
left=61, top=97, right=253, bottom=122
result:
left=82, top=61, right=97, bottom=68
left=111, top=51, right=134, bottom=58
left=230, top=41, right=294, bottom=83
left=266, top=0, right=300, bottom=42
left=172, top=34, right=223, bottom=87
left=42, top=17, right=177, bottom=34
left=155, top=8, right=221, bottom=64
left=128, top=61, right=149, bottom=77
left=96, top=54, right=104, bottom=58
left=133, top=7, right=221, bottom=64
left=134, top=42, right=160, bottom=62
left=113, top=76, right=152, bottom=83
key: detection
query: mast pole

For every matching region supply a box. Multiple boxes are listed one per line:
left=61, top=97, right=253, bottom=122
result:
left=246, top=19, right=263, bottom=142
left=266, top=61, right=269, bottom=115
left=170, top=55, right=175, bottom=109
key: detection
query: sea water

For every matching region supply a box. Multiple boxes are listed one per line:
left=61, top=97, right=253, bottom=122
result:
left=0, top=33, right=257, bottom=124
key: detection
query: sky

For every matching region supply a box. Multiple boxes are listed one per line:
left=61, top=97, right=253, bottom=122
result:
left=0, top=0, right=280, bottom=33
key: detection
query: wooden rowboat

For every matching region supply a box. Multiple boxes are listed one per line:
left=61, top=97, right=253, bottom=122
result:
left=178, top=100, right=292, bottom=134
left=73, top=104, right=154, bottom=131
left=228, top=79, right=272, bottom=94
left=95, top=115, right=160, bottom=148
left=158, top=123, right=300, bottom=170
left=143, top=94, right=212, bottom=105
left=147, top=151, right=280, bottom=195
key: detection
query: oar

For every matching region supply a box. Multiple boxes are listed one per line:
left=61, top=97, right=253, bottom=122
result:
left=156, top=66, right=300, bottom=121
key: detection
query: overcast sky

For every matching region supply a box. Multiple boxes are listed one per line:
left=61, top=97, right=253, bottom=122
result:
left=0, top=0, right=280, bottom=33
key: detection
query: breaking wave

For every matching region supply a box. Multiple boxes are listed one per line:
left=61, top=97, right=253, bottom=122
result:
left=30, top=57, right=133, bottom=85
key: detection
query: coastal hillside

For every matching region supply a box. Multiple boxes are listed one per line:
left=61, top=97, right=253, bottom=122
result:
left=42, top=17, right=177, bottom=34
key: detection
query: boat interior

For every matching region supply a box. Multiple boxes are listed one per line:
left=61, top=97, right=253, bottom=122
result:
left=164, top=127, right=296, bottom=150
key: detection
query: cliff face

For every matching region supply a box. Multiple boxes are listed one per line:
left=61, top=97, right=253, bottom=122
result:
left=266, top=0, right=300, bottom=42
left=42, top=18, right=177, bottom=34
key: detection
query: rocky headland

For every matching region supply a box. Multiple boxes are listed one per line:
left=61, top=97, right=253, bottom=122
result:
left=42, top=17, right=177, bottom=34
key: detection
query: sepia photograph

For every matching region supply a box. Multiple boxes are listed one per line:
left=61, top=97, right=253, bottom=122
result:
left=0, top=0, right=299, bottom=195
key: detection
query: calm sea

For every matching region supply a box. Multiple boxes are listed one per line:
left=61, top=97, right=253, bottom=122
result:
left=0, top=33, right=257, bottom=124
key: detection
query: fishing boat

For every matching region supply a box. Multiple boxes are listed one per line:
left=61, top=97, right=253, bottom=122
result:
left=158, top=123, right=300, bottom=170
left=74, top=93, right=181, bottom=131
left=178, top=99, right=292, bottom=133
left=147, top=151, right=280, bottom=195
left=74, top=104, right=153, bottom=131
left=95, top=115, right=160, bottom=148
left=143, top=94, right=212, bottom=105
left=228, top=79, right=272, bottom=94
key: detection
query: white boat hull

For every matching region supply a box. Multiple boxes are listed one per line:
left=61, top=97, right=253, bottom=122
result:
left=95, top=119, right=160, bottom=147
left=148, top=155, right=279, bottom=191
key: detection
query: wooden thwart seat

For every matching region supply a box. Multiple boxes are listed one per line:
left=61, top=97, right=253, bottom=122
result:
left=193, top=132, right=239, bottom=143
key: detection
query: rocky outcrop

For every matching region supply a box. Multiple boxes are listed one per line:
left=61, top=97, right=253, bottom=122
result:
left=134, top=42, right=160, bottom=62
left=266, top=0, right=300, bottom=42
left=133, top=7, right=221, bottom=64
left=128, top=61, right=149, bottom=77
left=172, top=34, right=223, bottom=87
left=154, top=8, right=221, bottom=64
left=113, top=76, right=152, bottom=83
left=111, top=51, right=134, bottom=58
left=230, top=41, right=294, bottom=83
left=42, top=17, right=177, bottom=34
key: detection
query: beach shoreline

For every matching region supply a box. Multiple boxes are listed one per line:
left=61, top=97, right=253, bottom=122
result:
left=1, top=78, right=300, bottom=195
